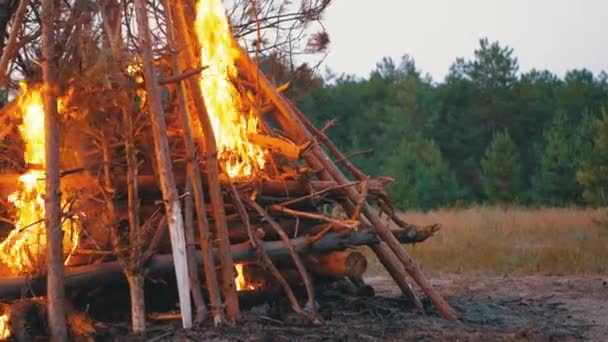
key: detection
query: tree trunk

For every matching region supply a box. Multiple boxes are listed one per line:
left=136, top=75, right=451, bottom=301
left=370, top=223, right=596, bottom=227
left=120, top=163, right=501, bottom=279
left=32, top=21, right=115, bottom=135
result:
left=126, top=272, right=146, bottom=333
left=41, top=0, right=68, bottom=339
left=133, top=0, right=192, bottom=329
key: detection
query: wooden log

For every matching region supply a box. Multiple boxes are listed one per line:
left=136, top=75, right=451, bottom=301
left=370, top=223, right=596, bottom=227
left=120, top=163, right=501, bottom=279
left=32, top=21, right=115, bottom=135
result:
left=247, top=133, right=309, bottom=161
left=0, top=229, right=380, bottom=300
left=228, top=220, right=437, bottom=245
left=304, top=250, right=367, bottom=278
left=0, top=173, right=341, bottom=200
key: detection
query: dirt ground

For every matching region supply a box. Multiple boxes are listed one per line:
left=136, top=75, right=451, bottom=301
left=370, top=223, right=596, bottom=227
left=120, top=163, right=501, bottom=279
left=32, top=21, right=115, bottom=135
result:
left=126, top=272, right=608, bottom=341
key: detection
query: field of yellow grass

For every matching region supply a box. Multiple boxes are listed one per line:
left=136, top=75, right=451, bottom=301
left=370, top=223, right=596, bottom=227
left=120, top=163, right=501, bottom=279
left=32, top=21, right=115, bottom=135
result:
left=367, top=207, right=608, bottom=275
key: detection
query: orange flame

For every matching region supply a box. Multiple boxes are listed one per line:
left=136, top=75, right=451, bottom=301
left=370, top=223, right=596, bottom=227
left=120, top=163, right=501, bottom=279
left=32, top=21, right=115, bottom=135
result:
left=0, top=312, right=9, bottom=340
left=235, top=263, right=255, bottom=291
left=0, top=83, right=80, bottom=275
left=195, top=0, right=266, bottom=180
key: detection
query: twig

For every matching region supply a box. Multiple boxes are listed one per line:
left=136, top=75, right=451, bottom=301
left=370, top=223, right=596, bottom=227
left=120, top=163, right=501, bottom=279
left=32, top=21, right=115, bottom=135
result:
left=335, top=149, right=374, bottom=167
left=276, top=180, right=359, bottom=207
left=253, top=230, right=308, bottom=320
left=352, top=179, right=368, bottom=221
left=157, top=66, right=208, bottom=85
left=269, top=205, right=359, bottom=230
left=227, top=182, right=256, bottom=247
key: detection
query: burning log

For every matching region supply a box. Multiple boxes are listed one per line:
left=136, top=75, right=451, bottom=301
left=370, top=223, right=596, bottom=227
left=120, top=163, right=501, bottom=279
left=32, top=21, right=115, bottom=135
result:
left=304, top=250, right=367, bottom=278
left=0, top=229, right=380, bottom=300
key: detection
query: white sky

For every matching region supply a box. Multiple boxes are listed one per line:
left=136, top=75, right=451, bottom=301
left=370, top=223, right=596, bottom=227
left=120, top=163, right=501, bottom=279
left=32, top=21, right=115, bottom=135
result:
left=310, top=0, right=608, bottom=81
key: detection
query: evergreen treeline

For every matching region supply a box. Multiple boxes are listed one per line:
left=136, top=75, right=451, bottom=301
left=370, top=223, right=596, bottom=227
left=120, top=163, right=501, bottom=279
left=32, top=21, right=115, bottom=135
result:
left=297, top=38, right=608, bottom=210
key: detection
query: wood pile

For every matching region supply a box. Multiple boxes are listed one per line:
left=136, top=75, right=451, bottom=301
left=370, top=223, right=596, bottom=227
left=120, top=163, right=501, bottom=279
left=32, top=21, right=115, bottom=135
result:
left=0, top=0, right=457, bottom=338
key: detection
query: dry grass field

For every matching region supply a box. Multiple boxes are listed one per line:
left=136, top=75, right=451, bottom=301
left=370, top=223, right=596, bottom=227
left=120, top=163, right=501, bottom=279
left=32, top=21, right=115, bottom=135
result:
left=367, top=207, right=608, bottom=275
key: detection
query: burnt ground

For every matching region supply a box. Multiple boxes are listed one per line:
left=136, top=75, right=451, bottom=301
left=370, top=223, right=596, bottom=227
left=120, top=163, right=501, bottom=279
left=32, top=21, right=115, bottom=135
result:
left=98, top=272, right=608, bottom=342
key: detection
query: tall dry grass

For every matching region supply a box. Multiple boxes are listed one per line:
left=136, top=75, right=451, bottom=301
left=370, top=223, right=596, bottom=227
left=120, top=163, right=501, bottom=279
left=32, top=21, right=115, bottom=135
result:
left=367, top=207, right=608, bottom=275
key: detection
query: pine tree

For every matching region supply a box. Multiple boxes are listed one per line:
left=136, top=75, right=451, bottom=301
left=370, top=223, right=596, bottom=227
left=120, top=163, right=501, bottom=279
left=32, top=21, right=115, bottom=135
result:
left=577, top=110, right=608, bottom=206
left=481, top=130, right=522, bottom=203
left=385, top=135, right=460, bottom=211
left=533, top=110, right=584, bottom=205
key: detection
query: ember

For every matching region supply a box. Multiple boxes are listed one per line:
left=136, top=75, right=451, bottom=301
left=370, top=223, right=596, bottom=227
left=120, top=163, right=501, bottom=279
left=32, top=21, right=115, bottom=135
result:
left=0, top=312, right=8, bottom=340
left=235, top=263, right=255, bottom=291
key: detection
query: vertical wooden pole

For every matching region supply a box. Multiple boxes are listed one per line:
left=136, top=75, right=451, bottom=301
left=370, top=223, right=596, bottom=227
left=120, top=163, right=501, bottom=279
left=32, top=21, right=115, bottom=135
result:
left=172, top=1, right=240, bottom=322
left=133, top=0, right=192, bottom=329
left=98, top=1, right=147, bottom=331
left=163, top=0, right=224, bottom=325
left=184, top=180, right=209, bottom=323
left=41, top=0, right=68, bottom=340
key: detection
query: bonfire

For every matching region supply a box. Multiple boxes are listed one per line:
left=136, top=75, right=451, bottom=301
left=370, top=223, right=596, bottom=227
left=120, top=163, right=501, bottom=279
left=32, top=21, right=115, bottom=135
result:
left=0, top=0, right=454, bottom=339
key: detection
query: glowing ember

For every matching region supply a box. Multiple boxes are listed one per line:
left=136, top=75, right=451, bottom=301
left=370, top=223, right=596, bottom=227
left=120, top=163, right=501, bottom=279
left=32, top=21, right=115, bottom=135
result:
left=234, top=263, right=256, bottom=291
left=195, top=0, right=266, bottom=179
left=0, top=83, right=80, bottom=275
left=235, top=263, right=247, bottom=291
left=0, top=313, right=9, bottom=340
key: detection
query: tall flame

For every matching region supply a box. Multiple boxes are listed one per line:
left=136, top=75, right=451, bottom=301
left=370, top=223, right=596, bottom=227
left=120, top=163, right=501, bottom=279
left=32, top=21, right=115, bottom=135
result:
left=195, top=0, right=266, bottom=179
left=0, top=83, right=80, bottom=275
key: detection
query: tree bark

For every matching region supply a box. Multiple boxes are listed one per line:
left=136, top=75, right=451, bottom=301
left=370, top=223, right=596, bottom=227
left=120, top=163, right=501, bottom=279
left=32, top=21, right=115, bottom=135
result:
left=172, top=1, right=239, bottom=323
left=41, top=0, right=68, bottom=339
left=126, top=273, right=146, bottom=333
left=133, top=0, right=192, bottom=329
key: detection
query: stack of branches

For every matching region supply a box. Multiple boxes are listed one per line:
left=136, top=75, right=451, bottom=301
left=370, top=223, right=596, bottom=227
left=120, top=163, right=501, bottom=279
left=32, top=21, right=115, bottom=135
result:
left=0, top=0, right=455, bottom=336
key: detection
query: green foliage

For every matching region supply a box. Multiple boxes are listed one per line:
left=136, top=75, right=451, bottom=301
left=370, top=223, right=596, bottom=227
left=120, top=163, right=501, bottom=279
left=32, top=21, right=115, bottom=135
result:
left=296, top=38, right=608, bottom=209
left=481, top=131, right=522, bottom=203
left=533, top=111, right=586, bottom=205
left=577, top=110, right=608, bottom=206
left=385, top=135, right=460, bottom=211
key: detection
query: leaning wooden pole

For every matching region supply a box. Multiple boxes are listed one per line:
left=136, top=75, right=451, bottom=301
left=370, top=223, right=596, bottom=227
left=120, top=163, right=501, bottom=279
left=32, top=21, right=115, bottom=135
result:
left=238, top=57, right=458, bottom=320
left=133, top=0, right=192, bottom=329
left=41, top=0, right=68, bottom=340
left=172, top=1, right=240, bottom=322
